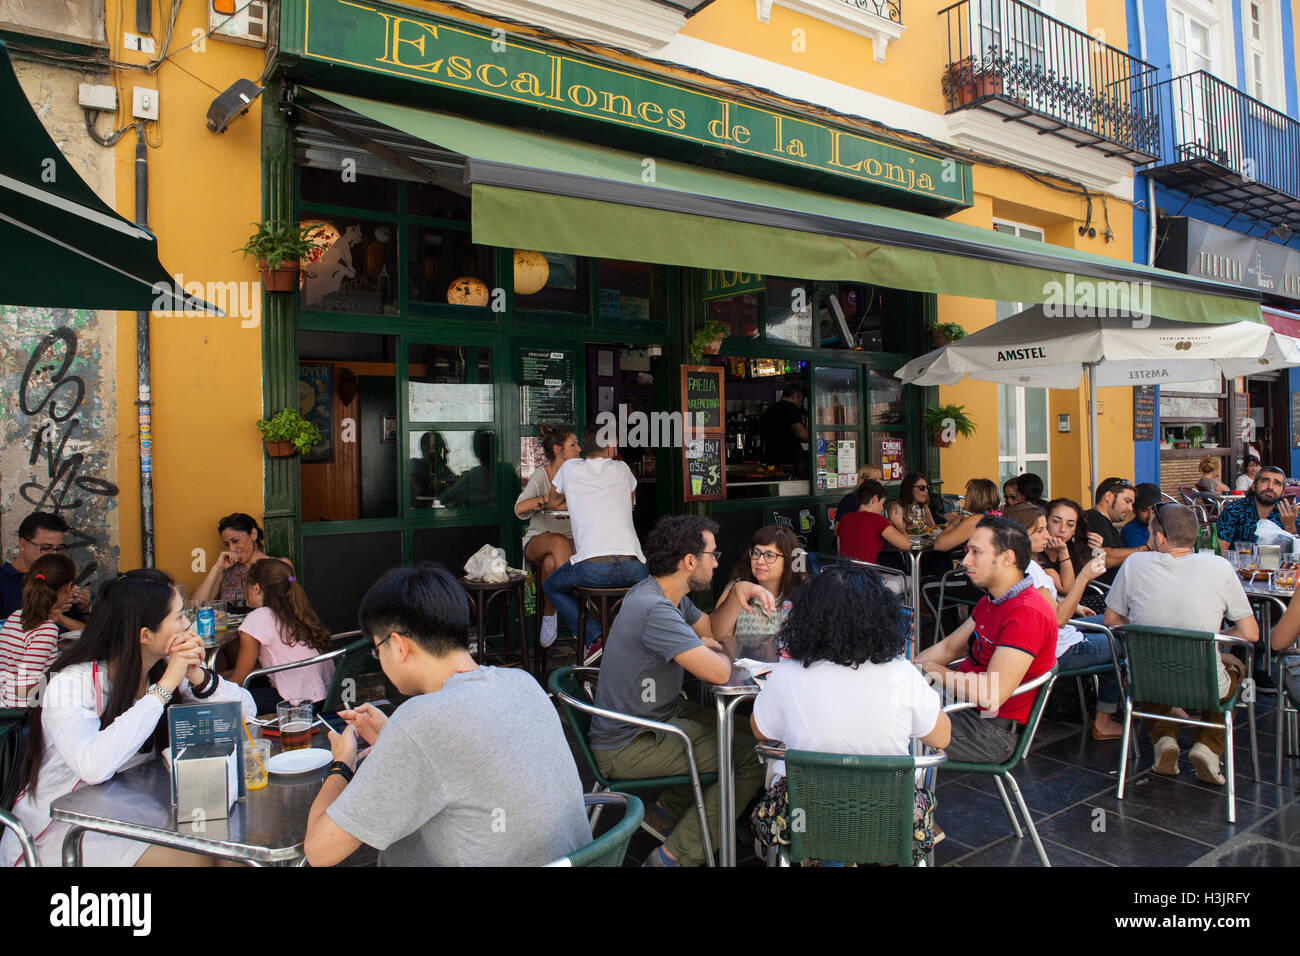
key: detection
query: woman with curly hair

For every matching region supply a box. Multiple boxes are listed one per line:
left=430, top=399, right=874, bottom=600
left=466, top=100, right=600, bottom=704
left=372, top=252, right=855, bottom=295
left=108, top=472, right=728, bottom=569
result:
left=748, top=565, right=950, bottom=859
left=712, top=525, right=810, bottom=660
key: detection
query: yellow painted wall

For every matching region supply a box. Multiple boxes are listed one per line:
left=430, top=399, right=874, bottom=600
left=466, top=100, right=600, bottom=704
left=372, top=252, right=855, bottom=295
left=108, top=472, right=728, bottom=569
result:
left=108, top=0, right=265, bottom=593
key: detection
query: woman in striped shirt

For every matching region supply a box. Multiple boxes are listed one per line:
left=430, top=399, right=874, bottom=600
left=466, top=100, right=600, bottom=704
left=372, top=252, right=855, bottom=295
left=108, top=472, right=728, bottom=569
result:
left=0, top=554, right=75, bottom=708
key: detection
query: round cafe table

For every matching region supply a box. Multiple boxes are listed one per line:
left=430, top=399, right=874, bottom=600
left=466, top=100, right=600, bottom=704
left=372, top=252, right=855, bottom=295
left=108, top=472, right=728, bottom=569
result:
left=904, top=532, right=939, bottom=658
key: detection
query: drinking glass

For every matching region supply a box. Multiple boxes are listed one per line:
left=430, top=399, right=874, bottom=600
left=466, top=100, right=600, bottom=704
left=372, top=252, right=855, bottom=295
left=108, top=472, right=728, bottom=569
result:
left=243, top=738, right=271, bottom=790
left=1235, top=541, right=1254, bottom=568
left=907, top=504, right=927, bottom=535
left=277, top=700, right=314, bottom=751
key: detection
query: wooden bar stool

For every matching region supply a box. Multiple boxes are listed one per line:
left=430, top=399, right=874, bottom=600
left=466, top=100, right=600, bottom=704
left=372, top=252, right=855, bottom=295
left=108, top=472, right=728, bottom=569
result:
left=460, top=573, right=529, bottom=672
left=575, top=586, right=631, bottom=665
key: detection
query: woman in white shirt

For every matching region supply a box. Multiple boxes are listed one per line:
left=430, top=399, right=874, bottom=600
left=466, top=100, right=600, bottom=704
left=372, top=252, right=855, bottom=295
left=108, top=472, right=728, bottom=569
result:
left=514, top=424, right=581, bottom=648
left=749, top=565, right=950, bottom=856
left=2, top=569, right=255, bottom=867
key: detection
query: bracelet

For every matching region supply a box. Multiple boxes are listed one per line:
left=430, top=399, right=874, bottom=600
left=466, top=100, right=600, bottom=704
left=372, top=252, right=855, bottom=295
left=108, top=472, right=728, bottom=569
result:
left=327, top=760, right=354, bottom=783
left=191, top=668, right=218, bottom=698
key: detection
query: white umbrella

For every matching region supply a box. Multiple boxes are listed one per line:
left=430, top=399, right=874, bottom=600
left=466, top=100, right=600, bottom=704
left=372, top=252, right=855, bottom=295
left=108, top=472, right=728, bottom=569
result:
left=896, top=307, right=1300, bottom=496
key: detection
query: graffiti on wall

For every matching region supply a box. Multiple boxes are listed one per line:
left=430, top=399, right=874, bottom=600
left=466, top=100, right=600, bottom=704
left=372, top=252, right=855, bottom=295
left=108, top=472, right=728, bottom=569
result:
left=2, top=309, right=119, bottom=586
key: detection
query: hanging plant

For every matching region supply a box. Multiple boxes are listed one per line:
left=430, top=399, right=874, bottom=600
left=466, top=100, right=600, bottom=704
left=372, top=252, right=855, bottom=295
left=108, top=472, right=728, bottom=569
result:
left=256, top=408, right=321, bottom=457
left=923, top=403, right=977, bottom=448
left=688, top=319, right=732, bottom=363
left=238, top=220, right=327, bottom=292
left=931, top=322, right=967, bottom=348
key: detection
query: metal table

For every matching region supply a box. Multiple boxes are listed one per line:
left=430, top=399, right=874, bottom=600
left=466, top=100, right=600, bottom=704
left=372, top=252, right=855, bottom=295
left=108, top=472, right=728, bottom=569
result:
left=51, top=728, right=332, bottom=866
left=1241, top=578, right=1291, bottom=688
left=203, top=627, right=241, bottom=667
left=711, top=657, right=772, bottom=868
left=905, top=535, right=938, bottom=658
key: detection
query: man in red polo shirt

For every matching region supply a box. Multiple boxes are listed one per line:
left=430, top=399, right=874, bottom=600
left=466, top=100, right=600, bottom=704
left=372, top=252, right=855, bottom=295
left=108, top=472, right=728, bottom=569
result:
left=916, top=516, right=1058, bottom=763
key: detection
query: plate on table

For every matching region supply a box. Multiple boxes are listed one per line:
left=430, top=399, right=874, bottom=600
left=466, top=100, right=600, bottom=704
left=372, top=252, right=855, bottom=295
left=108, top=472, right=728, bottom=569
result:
left=267, top=748, right=332, bottom=775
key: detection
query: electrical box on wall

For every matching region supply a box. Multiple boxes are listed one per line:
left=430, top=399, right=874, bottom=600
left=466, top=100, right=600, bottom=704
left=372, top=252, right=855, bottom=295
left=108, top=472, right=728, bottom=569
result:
left=209, top=1, right=268, bottom=47
left=132, top=87, right=159, bottom=121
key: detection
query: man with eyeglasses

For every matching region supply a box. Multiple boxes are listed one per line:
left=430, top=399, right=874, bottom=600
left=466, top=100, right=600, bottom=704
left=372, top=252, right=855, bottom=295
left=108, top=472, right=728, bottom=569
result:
left=589, top=514, right=773, bottom=866
left=1216, top=464, right=1297, bottom=551
left=1, top=512, right=88, bottom=626
left=1085, top=477, right=1146, bottom=586
left=1105, top=503, right=1257, bottom=785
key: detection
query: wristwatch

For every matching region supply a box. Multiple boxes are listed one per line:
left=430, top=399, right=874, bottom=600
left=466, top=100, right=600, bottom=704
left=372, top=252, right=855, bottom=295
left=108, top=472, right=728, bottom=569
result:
left=327, top=760, right=354, bottom=783
left=145, top=683, right=174, bottom=705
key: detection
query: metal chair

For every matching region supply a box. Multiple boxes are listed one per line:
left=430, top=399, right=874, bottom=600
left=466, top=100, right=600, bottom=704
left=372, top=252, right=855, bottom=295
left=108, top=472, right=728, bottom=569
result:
left=0, top=807, right=37, bottom=866
left=543, top=792, right=643, bottom=867
left=841, top=558, right=910, bottom=602
left=241, top=631, right=382, bottom=712
left=1117, top=625, right=1259, bottom=823
left=547, top=666, right=717, bottom=865
left=939, top=667, right=1059, bottom=867
left=922, top=567, right=981, bottom=645
left=1057, top=619, right=1127, bottom=735
left=1273, top=647, right=1300, bottom=784
left=754, top=743, right=946, bottom=867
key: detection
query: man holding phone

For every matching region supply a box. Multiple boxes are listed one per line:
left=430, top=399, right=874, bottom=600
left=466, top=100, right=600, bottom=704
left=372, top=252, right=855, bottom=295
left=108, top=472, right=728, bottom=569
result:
left=303, top=562, right=590, bottom=866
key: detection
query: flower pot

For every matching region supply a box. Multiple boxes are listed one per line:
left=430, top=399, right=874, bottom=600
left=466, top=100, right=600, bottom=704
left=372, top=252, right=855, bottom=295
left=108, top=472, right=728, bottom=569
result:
left=264, top=440, right=298, bottom=458
left=702, top=337, right=724, bottom=356
left=1189, top=437, right=1202, bottom=448
left=932, top=435, right=954, bottom=448
left=258, top=260, right=300, bottom=293
left=1173, top=441, right=1189, bottom=450
left=932, top=330, right=953, bottom=348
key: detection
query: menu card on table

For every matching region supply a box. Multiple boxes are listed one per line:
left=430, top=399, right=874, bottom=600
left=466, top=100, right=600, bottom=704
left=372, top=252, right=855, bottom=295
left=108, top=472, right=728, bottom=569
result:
left=168, top=702, right=246, bottom=819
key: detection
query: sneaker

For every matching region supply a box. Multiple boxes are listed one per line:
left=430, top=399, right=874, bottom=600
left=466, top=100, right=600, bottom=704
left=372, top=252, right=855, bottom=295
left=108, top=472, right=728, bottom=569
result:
left=539, top=614, right=558, bottom=649
left=583, top=638, right=604, bottom=667
left=1153, top=735, right=1180, bottom=775
left=640, top=802, right=678, bottom=842
left=1189, top=742, right=1226, bottom=785
left=641, top=845, right=678, bottom=867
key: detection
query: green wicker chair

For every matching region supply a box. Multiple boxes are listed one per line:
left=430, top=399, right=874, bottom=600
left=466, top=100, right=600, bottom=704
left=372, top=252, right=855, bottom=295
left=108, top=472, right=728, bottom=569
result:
left=1117, top=625, right=1258, bottom=823
left=1273, top=646, right=1300, bottom=785
left=757, top=744, right=947, bottom=867
left=939, top=666, right=1059, bottom=867
left=1055, top=619, right=1135, bottom=755
left=548, top=666, right=718, bottom=866
left=544, top=792, right=644, bottom=867
left=0, top=707, right=27, bottom=810
left=0, top=807, right=37, bottom=866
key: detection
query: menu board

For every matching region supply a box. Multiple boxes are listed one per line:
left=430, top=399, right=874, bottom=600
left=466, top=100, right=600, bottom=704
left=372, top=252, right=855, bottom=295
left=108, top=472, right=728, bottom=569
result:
left=520, top=349, right=574, bottom=426
left=1133, top=386, right=1155, bottom=442
left=877, top=436, right=905, bottom=481
left=681, top=365, right=726, bottom=501
left=1292, top=392, right=1300, bottom=449
left=682, top=366, right=724, bottom=430
left=686, top=437, right=724, bottom=499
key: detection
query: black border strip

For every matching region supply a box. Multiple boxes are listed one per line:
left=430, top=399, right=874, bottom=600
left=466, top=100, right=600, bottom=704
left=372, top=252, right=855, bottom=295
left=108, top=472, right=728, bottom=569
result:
left=465, top=158, right=1260, bottom=303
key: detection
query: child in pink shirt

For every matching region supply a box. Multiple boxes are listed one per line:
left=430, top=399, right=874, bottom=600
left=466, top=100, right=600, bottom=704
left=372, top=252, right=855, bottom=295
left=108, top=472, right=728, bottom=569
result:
left=225, top=559, right=334, bottom=709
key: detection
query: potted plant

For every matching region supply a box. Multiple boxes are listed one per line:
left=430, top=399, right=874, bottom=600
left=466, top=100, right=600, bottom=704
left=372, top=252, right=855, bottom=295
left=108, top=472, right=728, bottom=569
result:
left=932, top=322, right=967, bottom=349
left=256, top=408, right=321, bottom=458
left=944, top=56, right=1003, bottom=106
left=1185, top=424, right=1205, bottom=449
left=923, top=403, right=977, bottom=448
left=688, top=319, right=732, bottom=362
left=238, top=220, right=325, bottom=292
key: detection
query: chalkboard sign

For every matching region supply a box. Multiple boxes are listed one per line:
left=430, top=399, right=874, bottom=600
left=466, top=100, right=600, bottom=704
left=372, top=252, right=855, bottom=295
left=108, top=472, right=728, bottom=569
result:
left=682, top=366, right=724, bottom=431
left=685, top=437, right=725, bottom=500
left=521, top=349, right=574, bottom=425
left=1133, top=386, right=1155, bottom=442
left=681, top=365, right=726, bottom=501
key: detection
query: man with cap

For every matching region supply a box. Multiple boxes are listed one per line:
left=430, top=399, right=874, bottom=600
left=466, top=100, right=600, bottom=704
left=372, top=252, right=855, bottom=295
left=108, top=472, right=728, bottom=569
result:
left=1120, top=483, right=1164, bottom=549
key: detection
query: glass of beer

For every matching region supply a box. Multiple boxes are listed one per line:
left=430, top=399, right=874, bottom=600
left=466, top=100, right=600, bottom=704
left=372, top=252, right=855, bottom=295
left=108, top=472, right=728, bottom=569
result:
left=243, top=738, right=271, bottom=790
left=277, top=700, right=313, bottom=751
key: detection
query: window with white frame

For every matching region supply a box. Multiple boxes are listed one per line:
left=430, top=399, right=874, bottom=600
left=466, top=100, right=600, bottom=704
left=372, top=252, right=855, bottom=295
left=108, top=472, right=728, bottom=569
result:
left=1243, top=0, right=1285, bottom=109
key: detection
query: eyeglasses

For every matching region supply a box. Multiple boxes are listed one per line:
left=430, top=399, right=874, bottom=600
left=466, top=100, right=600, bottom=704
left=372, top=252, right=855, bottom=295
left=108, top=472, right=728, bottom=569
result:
left=369, top=632, right=397, bottom=660
left=749, top=548, right=782, bottom=564
left=699, top=549, right=723, bottom=564
left=22, top=537, right=66, bottom=554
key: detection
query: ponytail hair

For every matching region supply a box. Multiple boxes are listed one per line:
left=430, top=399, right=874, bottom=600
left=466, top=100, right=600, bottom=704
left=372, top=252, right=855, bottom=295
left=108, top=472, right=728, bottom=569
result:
left=20, top=554, right=76, bottom=632
left=247, top=559, right=332, bottom=653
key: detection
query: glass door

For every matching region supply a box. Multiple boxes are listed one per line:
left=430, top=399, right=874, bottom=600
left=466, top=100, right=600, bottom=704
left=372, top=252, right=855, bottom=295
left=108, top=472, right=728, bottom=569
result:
left=993, top=221, right=1049, bottom=495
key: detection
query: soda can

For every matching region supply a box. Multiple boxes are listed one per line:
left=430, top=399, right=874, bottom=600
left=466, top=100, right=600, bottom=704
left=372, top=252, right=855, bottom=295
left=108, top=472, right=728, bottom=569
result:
left=196, top=606, right=215, bottom=638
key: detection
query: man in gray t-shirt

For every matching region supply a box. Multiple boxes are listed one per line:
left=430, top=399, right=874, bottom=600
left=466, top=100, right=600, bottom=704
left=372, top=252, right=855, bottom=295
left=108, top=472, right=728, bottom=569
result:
left=589, top=515, right=772, bottom=867
left=1104, top=503, right=1258, bottom=786
left=305, top=563, right=590, bottom=866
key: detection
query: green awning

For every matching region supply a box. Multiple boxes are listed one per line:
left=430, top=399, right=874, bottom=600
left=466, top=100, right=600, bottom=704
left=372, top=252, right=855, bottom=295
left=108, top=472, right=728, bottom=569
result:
left=308, top=87, right=1261, bottom=326
left=0, top=40, right=217, bottom=313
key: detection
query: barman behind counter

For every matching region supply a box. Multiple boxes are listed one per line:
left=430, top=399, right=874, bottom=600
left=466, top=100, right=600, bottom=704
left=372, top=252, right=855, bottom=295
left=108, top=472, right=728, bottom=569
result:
left=760, top=384, right=808, bottom=474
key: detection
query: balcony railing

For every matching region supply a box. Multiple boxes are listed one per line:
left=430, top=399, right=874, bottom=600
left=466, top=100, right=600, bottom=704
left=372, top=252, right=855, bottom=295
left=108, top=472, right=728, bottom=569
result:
left=1139, top=71, right=1300, bottom=223
left=844, top=0, right=901, bottom=22
left=940, top=0, right=1159, bottom=164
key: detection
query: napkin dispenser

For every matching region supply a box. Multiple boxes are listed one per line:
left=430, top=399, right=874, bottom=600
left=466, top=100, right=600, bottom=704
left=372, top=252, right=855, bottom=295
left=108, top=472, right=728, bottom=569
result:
left=174, top=743, right=238, bottom=823
left=1258, top=544, right=1282, bottom=570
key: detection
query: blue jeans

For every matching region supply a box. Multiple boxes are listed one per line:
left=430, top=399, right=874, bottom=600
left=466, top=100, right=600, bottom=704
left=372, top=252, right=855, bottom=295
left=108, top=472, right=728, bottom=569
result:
left=1057, top=631, right=1123, bottom=713
left=543, top=558, right=648, bottom=646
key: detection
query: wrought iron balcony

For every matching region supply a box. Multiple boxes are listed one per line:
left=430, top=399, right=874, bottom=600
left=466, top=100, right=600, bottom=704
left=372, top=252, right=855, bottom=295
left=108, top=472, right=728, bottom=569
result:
left=940, top=0, right=1159, bottom=164
left=1139, top=71, right=1300, bottom=228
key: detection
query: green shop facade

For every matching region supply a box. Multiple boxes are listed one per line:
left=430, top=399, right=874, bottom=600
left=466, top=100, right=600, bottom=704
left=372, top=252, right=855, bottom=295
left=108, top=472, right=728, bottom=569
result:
left=263, top=0, right=1254, bottom=630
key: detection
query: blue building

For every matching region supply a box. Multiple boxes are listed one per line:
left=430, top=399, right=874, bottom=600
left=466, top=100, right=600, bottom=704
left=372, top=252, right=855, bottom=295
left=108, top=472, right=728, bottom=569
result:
left=1129, top=0, right=1300, bottom=490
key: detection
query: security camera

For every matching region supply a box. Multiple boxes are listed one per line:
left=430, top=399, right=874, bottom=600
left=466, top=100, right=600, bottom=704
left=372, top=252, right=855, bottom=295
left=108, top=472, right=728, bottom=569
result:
left=206, top=79, right=263, bottom=133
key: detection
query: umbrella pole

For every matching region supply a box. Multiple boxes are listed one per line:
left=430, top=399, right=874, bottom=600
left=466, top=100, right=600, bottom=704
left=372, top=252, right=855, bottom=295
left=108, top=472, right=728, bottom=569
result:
left=1088, top=363, right=1100, bottom=502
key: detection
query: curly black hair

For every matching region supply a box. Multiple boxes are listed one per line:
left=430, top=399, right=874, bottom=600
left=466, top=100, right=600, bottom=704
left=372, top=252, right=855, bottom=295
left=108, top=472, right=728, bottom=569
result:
left=779, top=564, right=906, bottom=668
left=645, top=514, right=721, bottom=577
